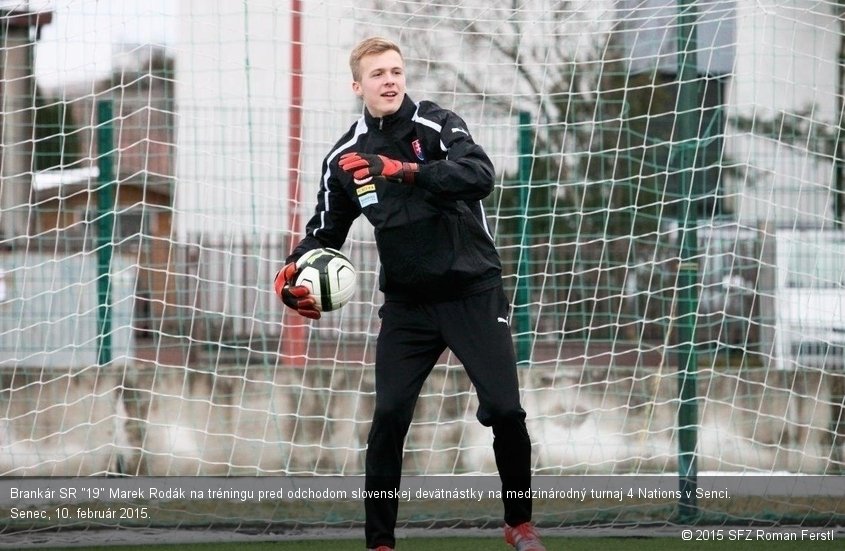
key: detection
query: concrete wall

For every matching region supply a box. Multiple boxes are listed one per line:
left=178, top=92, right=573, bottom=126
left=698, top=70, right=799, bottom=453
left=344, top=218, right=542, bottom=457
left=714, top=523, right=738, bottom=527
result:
left=0, top=27, right=35, bottom=243
left=1, top=363, right=842, bottom=476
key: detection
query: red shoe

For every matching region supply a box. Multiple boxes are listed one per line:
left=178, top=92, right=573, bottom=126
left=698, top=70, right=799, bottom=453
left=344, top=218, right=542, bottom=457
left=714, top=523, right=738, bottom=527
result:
left=368, top=547, right=394, bottom=551
left=504, top=522, right=546, bottom=551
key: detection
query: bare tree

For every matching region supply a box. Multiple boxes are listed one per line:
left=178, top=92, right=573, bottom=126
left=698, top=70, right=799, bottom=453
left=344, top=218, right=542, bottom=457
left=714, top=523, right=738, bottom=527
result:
left=363, top=2, right=651, bottom=251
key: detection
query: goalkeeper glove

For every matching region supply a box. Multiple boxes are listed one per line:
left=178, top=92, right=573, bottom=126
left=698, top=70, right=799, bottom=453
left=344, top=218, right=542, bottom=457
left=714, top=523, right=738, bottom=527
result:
left=273, top=262, right=321, bottom=320
left=339, top=152, right=419, bottom=185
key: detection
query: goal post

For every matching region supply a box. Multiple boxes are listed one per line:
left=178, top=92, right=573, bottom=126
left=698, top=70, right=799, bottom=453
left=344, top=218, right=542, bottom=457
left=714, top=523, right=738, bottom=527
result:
left=1, top=0, right=845, bottom=543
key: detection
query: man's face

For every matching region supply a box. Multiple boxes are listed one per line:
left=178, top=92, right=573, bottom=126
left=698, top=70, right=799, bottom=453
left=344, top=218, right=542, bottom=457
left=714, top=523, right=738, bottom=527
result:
left=353, top=50, right=406, bottom=118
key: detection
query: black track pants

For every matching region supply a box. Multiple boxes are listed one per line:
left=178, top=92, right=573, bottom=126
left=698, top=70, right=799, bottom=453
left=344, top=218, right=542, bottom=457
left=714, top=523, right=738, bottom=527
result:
left=364, top=285, right=532, bottom=549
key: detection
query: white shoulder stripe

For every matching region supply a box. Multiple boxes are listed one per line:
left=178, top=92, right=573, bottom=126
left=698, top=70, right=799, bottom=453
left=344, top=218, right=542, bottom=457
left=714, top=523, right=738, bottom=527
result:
left=412, top=106, right=447, bottom=152
left=314, top=117, right=368, bottom=238
left=478, top=202, right=494, bottom=241
left=327, top=117, right=368, bottom=165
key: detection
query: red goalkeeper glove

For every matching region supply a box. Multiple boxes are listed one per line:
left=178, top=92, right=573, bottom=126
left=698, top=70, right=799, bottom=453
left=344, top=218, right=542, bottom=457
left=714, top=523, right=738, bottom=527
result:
left=339, top=152, right=419, bottom=185
left=273, top=262, right=321, bottom=320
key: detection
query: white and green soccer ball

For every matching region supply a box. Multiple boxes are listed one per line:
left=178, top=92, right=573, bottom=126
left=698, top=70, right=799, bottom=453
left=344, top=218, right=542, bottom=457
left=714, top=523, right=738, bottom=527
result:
left=293, top=248, right=357, bottom=312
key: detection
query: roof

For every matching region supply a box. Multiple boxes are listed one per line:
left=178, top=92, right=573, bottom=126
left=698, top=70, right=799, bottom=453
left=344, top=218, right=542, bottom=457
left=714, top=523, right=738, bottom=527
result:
left=32, top=166, right=99, bottom=192
left=1, top=8, right=52, bottom=31
left=32, top=165, right=173, bottom=201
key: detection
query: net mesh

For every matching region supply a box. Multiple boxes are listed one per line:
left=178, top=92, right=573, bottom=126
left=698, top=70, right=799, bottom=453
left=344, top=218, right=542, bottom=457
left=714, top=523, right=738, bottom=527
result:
left=1, top=0, right=843, bottom=537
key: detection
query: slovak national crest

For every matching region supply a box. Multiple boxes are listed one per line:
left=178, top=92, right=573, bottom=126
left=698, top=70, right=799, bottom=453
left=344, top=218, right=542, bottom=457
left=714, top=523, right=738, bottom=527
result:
left=411, top=138, right=425, bottom=161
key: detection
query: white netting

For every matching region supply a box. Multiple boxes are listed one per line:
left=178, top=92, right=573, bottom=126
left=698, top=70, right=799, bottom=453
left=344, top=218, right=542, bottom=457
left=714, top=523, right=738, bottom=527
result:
left=1, top=0, right=843, bottom=536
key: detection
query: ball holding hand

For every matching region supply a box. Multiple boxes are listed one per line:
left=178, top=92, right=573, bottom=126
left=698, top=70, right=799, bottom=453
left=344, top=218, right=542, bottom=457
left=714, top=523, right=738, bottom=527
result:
left=274, top=262, right=321, bottom=320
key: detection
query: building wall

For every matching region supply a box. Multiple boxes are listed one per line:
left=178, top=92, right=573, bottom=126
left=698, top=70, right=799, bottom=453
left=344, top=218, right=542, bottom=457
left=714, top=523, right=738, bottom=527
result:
left=0, top=27, right=35, bottom=242
left=173, top=0, right=355, bottom=239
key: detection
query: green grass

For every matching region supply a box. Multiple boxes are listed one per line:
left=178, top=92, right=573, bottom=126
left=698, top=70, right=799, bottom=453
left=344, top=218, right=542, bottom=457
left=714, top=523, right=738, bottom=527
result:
left=39, top=536, right=841, bottom=550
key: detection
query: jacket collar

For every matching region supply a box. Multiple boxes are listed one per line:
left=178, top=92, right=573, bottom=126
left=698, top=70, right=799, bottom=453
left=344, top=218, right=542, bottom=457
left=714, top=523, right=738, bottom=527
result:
left=364, top=95, right=417, bottom=130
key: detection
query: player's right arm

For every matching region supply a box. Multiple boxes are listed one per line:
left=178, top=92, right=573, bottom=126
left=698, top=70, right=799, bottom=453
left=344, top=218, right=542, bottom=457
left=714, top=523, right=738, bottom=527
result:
left=287, top=154, right=361, bottom=263
left=276, top=153, right=361, bottom=318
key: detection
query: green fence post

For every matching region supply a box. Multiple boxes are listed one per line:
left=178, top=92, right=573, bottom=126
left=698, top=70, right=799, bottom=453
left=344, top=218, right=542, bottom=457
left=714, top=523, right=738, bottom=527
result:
left=96, top=100, right=115, bottom=367
left=675, top=0, right=702, bottom=522
left=515, top=111, right=533, bottom=366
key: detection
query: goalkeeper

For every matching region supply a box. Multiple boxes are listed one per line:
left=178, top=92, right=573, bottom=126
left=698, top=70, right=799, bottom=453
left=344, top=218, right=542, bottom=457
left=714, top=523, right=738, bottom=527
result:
left=275, top=36, right=544, bottom=551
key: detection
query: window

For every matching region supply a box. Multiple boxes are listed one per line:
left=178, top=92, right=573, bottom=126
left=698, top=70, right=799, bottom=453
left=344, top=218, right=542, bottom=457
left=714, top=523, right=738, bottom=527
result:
left=787, top=237, right=845, bottom=289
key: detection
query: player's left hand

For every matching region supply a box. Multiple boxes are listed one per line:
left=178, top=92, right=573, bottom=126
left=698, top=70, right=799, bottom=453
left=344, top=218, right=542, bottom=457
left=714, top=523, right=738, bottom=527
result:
left=339, top=152, right=418, bottom=185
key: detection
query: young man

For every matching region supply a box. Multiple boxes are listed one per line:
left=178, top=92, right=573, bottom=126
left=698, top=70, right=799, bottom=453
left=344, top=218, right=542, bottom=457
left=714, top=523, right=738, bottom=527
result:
left=274, top=37, right=544, bottom=551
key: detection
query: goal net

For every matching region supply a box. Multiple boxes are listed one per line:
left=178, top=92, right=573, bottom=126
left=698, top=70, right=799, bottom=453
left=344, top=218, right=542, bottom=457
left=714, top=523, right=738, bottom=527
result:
left=1, top=0, right=843, bottom=541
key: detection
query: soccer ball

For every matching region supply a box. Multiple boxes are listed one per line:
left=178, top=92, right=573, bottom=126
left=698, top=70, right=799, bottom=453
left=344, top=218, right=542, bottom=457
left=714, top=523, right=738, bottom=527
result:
left=293, top=248, right=357, bottom=312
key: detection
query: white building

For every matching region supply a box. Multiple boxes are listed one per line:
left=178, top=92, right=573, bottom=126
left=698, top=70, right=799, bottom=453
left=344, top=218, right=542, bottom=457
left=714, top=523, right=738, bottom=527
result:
left=173, top=0, right=357, bottom=240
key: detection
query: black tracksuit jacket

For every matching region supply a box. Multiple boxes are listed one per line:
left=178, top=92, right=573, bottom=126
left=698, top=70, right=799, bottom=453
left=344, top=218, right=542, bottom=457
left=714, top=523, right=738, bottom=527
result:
left=288, top=95, right=502, bottom=302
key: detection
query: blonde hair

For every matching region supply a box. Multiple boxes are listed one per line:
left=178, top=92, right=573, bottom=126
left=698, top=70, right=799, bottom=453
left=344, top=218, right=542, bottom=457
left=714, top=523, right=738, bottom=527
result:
left=349, top=37, right=403, bottom=81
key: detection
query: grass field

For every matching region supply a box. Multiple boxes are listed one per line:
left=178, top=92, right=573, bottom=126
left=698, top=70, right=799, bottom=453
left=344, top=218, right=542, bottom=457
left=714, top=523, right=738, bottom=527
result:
left=37, top=536, right=841, bottom=551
